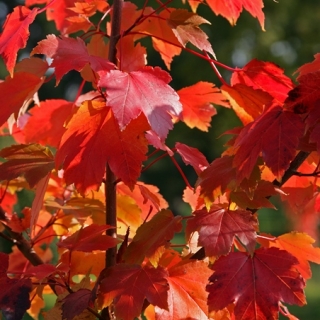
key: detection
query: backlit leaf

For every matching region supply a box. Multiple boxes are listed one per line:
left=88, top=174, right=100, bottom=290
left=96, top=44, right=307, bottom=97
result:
left=196, top=155, right=237, bottom=201
left=155, top=250, right=211, bottom=319
left=231, top=59, right=293, bottom=103
left=99, top=264, right=169, bottom=320
left=0, top=143, right=54, bottom=188
left=57, top=224, right=120, bottom=252
left=175, top=142, right=209, bottom=175
left=0, top=72, right=43, bottom=127
left=124, top=210, right=182, bottom=265
left=0, top=6, right=38, bottom=75
left=221, top=83, right=273, bottom=124
left=206, top=0, right=265, bottom=30
left=31, top=35, right=115, bottom=84
left=207, top=248, right=306, bottom=320
left=168, top=9, right=215, bottom=56
left=267, top=232, right=320, bottom=279
left=233, top=106, right=304, bottom=181
left=99, top=66, right=182, bottom=139
left=56, top=101, right=149, bottom=194
left=186, top=206, right=258, bottom=256
left=178, top=81, right=228, bottom=131
left=24, top=99, right=74, bottom=148
left=133, top=9, right=182, bottom=69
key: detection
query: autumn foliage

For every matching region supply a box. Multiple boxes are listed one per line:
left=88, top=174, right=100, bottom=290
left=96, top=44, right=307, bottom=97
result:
left=1, top=0, right=320, bottom=319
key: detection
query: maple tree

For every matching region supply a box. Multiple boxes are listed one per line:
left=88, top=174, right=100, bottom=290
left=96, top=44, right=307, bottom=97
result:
left=1, top=0, right=320, bottom=319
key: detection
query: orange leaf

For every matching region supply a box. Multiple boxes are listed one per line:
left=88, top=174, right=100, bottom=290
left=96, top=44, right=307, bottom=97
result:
left=270, top=232, right=320, bottom=279
left=0, top=6, right=38, bottom=75
left=156, top=250, right=212, bottom=319
left=56, top=101, right=149, bottom=194
left=178, top=81, right=228, bottom=131
left=124, top=210, right=182, bottom=266
left=134, top=9, right=182, bottom=70
left=221, top=84, right=273, bottom=125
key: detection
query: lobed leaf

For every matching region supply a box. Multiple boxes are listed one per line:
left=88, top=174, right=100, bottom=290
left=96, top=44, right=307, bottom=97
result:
left=207, top=248, right=306, bottom=320
left=186, top=206, right=258, bottom=256
left=99, top=66, right=182, bottom=139
left=99, top=264, right=169, bottom=320
left=0, top=6, right=38, bottom=75
left=56, top=101, right=149, bottom=194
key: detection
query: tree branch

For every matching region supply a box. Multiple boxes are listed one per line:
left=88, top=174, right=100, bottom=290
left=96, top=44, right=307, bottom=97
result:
left=104, top=0, right=123, bottom=270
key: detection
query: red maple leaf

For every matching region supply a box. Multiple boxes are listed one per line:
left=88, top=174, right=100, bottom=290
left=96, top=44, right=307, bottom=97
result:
left=231, top=59, right=294, bottom=103
left=0, top=143, right=55, bottom=188
left=45, top=0, right=77, bottom=34
left=285, top=71, right=320, bottom=114
left=0, top=72, right=43, bottom=127
left=230, top=180, right=278, bottom=209
left=178, top=81, right=228, bottom=131
left=0, top=253, right=32, bottom=320
left=206, top=0, right=265, bottom=30
left=99, top=264, right=169, bottom=320
left=155, top=250, right=212, bottom=319
left=186, top=206, right=258, bottom=256
left=56, top=101, right=150, bottom=194
left=24, top=99, right=74, bottom=147
left=123, top=210, right=182, bottom=265
left=196, top=155, right=237, bottom=200
left=207, top=248, right=306, bottom=320
left=0, top=6, right=38, bottom=75
left=98, top=66, right=182, bottom=139
left=31, top=35, right=115, bottom=84
left=233, top=106, right=304, bottom=181
left=57, top=224, right=120, bottom=252
left=175, top=142, right=209, bottom=175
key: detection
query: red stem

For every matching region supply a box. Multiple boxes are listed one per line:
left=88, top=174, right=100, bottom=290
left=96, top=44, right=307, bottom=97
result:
left=170, top=156, right=193, bottom=190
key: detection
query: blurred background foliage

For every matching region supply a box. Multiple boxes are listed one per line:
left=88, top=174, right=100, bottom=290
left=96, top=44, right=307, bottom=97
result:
left=1, top=0, right=320, bottom=319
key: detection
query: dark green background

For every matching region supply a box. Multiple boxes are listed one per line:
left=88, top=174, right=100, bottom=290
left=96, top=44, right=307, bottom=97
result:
left=1, top=0, right=320, bottom=319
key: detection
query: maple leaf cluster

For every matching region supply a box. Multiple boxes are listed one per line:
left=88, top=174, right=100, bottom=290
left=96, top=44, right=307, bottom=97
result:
left=0, top=0, right=320, bottom=319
